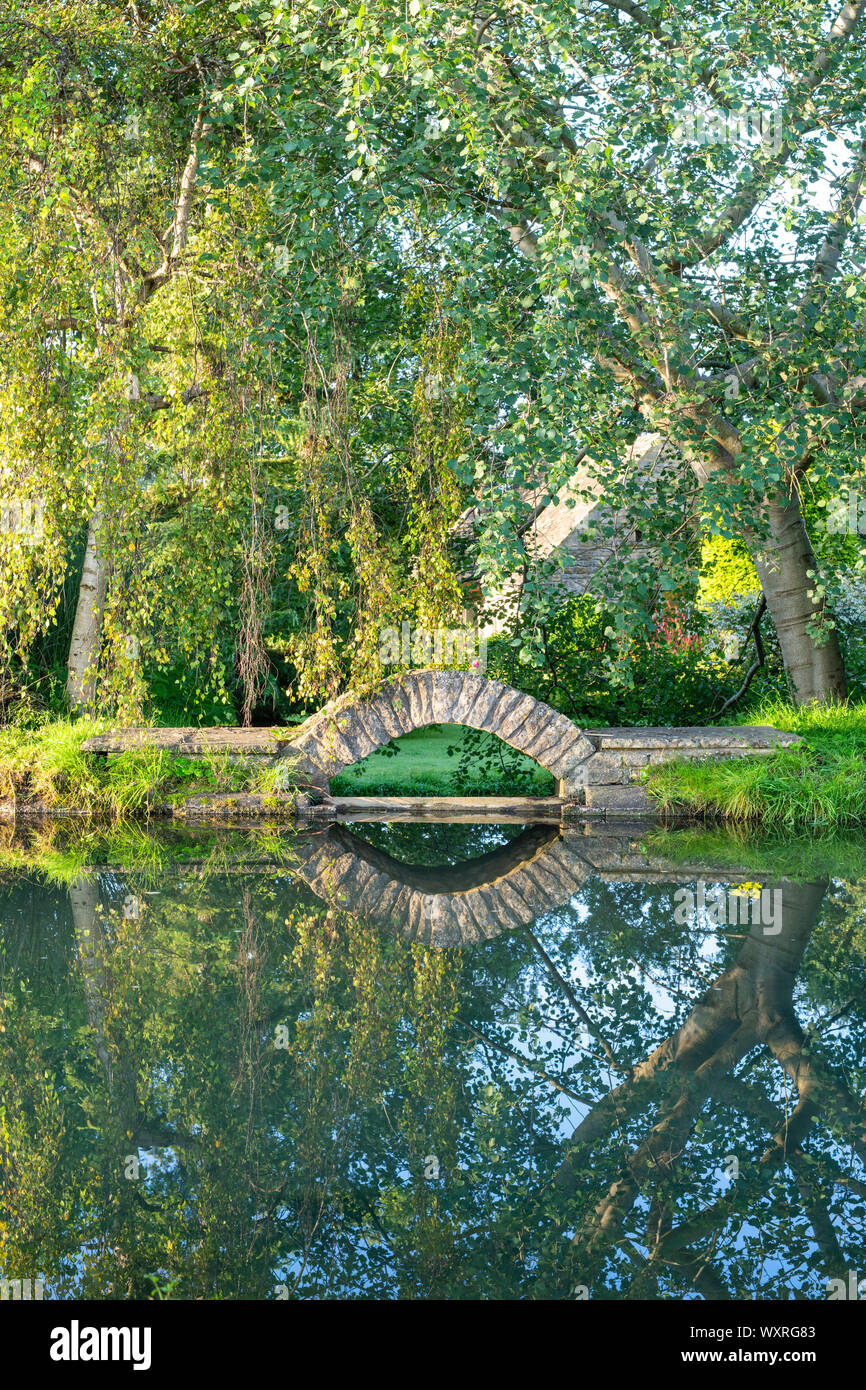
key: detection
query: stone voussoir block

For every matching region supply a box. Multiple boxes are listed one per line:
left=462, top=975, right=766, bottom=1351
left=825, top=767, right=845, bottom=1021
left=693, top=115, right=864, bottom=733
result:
left=460, top=678, right=511, bottom=732
left=431, top=902, right=471, bottom=949
left=466, top=888, right=500, bottom=935
left=449, top=673, right=491, bottom=726
left=547, top=738, right=596, bottom=788
left=375, top=681, right=417, bottom=735
left=386, top=883, right=416, bottom=932
left=297, top=720, right=364, bottom=776
left=459, top=674, right=503, bottom=728
left=353, top=870, right=394, bottom=919
left=350, top=700, right=396, bottom=756
left=395, top=669, right=430, bottom=729
left=403, top=893, right=427, bottom=943
left=363, top=692, right=409, bottom=743
left=494, top=693, right=551, bottom=744
left=538, top=724, right=595, bottom=770
left=519, top=715, right=577, bottom=765
left=429, top=668, right=470, bottom=724
left=480, top=683, right=526, bottom=736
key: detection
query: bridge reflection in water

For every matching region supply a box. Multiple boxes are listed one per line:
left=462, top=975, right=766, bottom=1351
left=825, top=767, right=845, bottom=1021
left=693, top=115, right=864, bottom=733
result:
left=293, top=822, right=789, bottom=948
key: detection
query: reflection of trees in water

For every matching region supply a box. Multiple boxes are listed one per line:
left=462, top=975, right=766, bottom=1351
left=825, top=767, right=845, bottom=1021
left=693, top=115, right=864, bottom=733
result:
left=554, top=878, right=866, bottom=1298
left=0, top=850, right=864, bottom=1300
left=350, top=819, right=528, bottom=866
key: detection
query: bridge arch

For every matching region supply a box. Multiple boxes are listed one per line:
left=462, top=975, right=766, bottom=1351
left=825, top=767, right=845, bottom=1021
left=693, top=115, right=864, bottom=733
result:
left=293, top=824, right=782, bottom=948
left=294, top=823, right=591, bottom=947
left=288, top=669, right=594, bottom=796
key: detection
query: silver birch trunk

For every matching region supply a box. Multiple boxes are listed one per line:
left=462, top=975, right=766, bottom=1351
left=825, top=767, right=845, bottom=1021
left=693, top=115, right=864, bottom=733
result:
left=750, top=495, right=848, bottom=705
left=66, top=510, right=108, bottom=712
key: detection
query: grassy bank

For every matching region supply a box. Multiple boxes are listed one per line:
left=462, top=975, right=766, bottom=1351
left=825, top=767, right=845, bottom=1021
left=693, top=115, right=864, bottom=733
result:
left=0, top=718, right=553, bottom=820
left=646, top=701, right=866, bottom=829
left=0, top=719, right=280, bottom=820
left=330, top=724, right=556, bottom=796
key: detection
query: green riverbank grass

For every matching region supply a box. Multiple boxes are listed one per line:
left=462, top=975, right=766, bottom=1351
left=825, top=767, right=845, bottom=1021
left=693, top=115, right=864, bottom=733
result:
left=0, top=718, right=273, bottom=820
left=330, top=724, right=555, bottom=796
left=0, top=718, right=555, bottom=821
left=646, top=700, right=866, bottom=829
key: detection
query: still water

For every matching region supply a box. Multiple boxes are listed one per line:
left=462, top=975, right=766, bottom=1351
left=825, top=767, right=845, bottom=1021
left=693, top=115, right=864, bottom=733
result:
left=1, top=818, right=864, bottom=1301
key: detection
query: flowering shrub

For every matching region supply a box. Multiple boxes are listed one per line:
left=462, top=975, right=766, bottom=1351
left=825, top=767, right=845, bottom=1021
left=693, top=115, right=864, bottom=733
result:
left=487, top=596, right=766, bottom=726
left=490, top=547, right=866, bottom=721
left=652, top=604, right=703, bottom=655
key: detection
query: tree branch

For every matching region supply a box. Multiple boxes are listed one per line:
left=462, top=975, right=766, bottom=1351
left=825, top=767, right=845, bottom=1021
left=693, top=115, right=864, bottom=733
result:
left=669, top=0, right=866, bottom=270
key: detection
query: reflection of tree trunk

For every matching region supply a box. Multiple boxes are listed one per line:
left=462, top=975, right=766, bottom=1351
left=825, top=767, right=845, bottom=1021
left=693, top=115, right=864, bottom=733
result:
left=70, top=872, right=113, bottom=1084
left=66, top=513, right=108, bottom=713
left=236, top=886, right=265, bottom=1154
left=556, top=877, right=865, bottom=1294
left=70, top=872, right=192, bottom=1150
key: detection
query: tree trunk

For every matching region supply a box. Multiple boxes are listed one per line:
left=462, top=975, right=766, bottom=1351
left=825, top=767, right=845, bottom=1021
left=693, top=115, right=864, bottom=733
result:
left=66, top=510, right=108, bottom=713
left=688, top=446, right=848, bottom=705
left=747, top=494, right=848, bottom=705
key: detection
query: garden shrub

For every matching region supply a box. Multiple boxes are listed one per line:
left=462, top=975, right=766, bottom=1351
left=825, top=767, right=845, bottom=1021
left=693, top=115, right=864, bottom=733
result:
left=488, top=594, right=783, bottom=726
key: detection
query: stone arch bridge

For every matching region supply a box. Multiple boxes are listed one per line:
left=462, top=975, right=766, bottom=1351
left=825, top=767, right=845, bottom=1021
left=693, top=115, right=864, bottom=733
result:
left=80, top=668, right=800, bottom=820
left=288, top=669, right=595, bottom=797
left=284, top=668, right=798, bottom=813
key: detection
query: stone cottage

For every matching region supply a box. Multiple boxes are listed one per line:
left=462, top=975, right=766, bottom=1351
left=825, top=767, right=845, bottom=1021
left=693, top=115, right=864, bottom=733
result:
left=455, top=433, right=693, bottom=635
